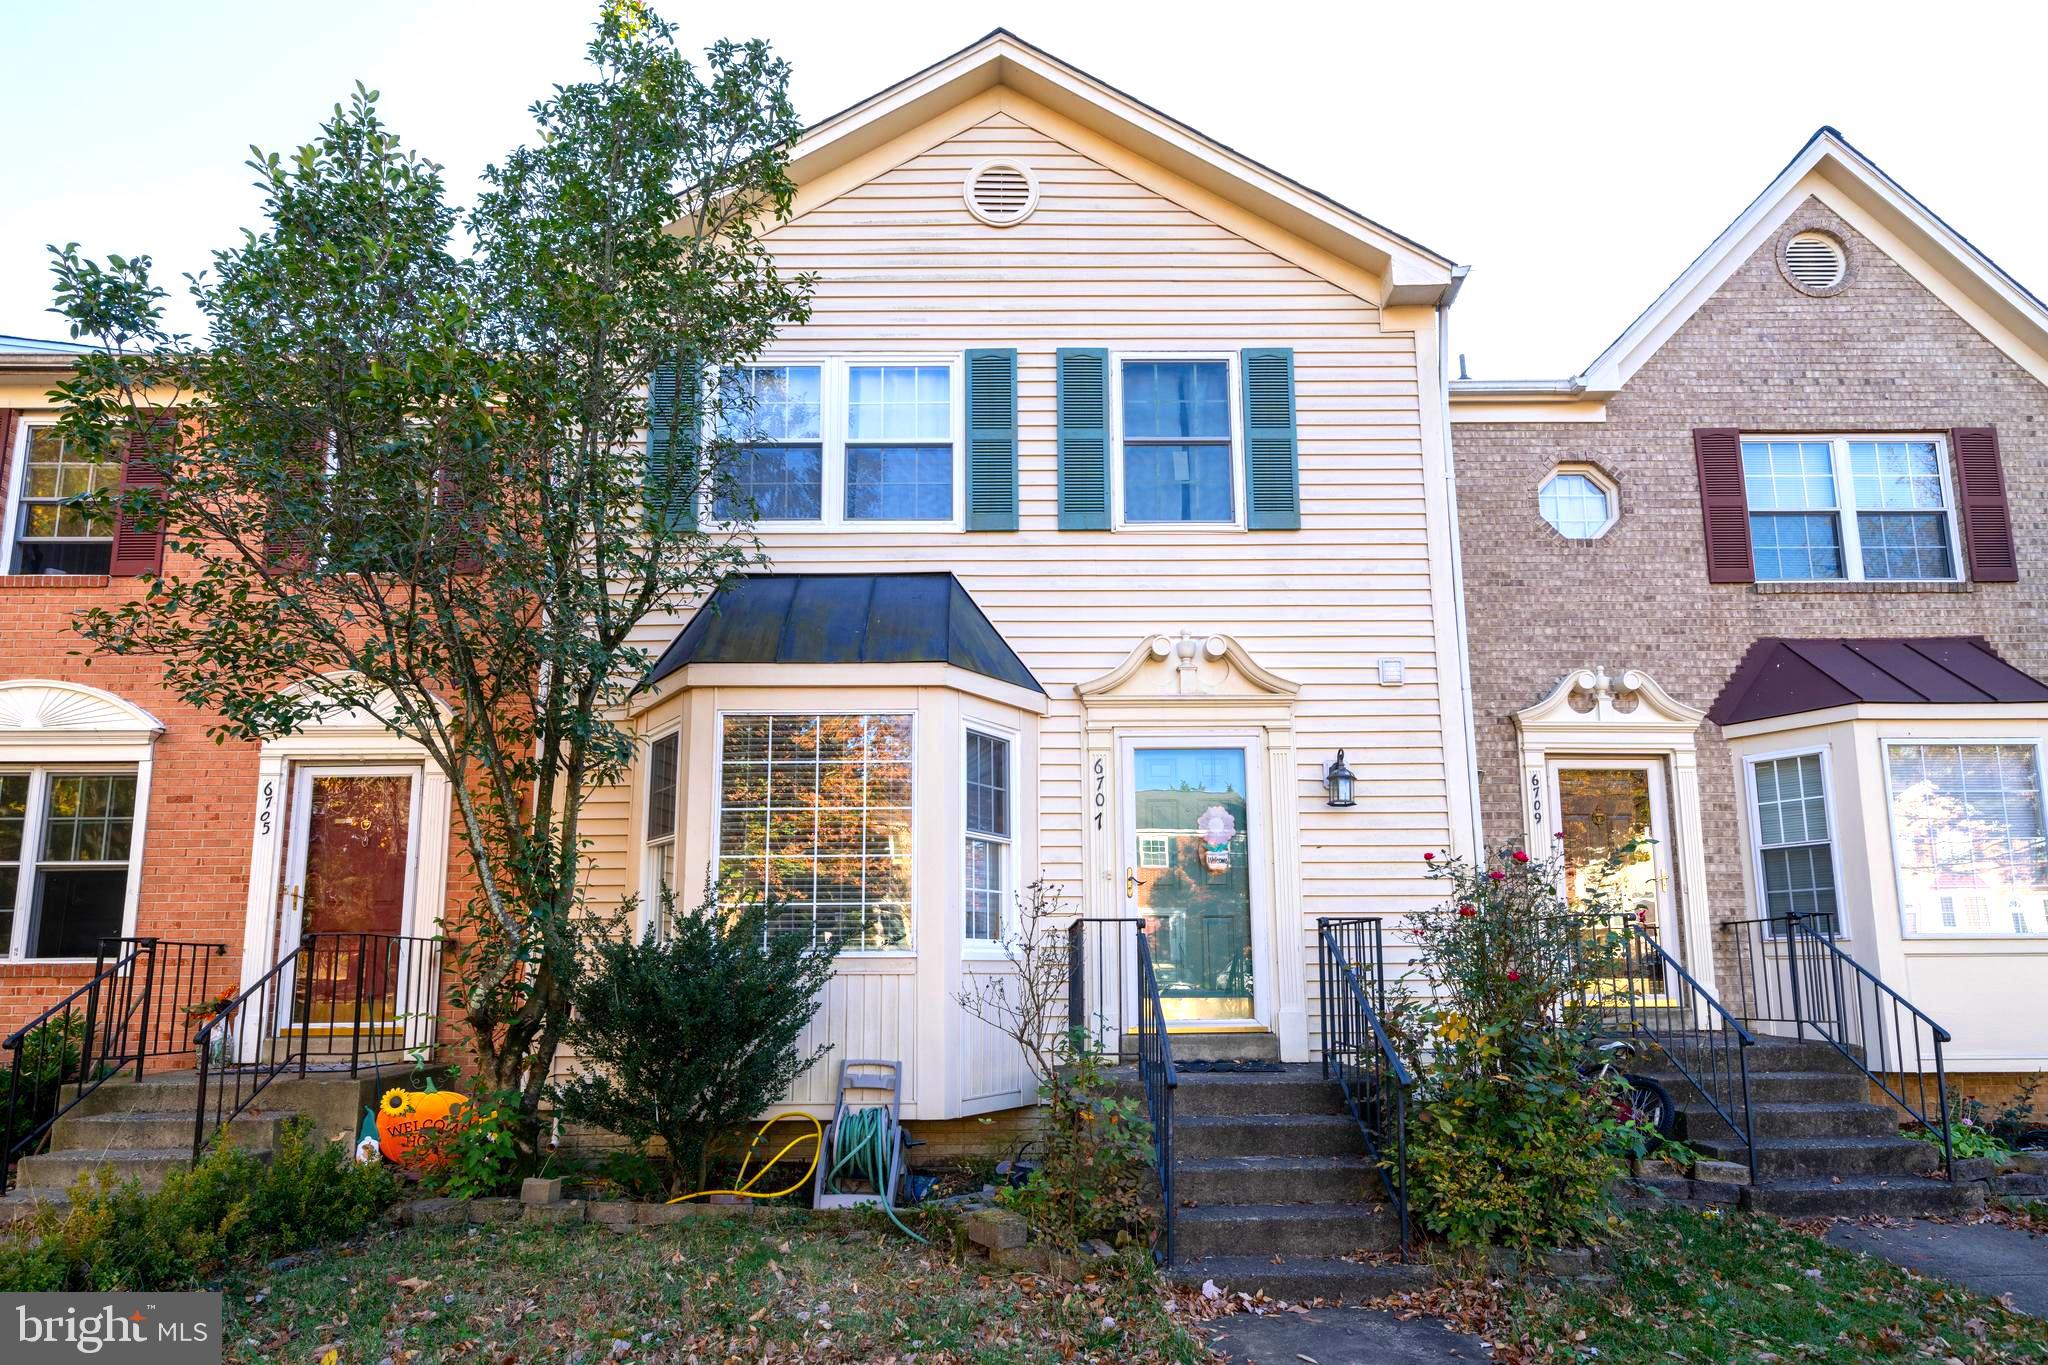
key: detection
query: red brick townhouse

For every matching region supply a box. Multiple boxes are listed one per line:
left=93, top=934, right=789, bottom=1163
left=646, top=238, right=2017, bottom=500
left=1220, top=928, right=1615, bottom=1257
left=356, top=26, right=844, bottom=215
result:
left=0, top=339, right=460, bottom=1056
left=1451, top=129, right=2048, bottom=1121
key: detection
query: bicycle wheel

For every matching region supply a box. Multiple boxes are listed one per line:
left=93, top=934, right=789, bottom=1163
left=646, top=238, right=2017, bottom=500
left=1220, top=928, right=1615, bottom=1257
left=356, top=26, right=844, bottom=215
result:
left=1621, top=1073, right=1677, bottom=1138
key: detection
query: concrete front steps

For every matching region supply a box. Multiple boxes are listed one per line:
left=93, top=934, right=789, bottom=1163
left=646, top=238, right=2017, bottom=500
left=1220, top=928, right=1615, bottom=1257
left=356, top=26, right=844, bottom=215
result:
left=1646, top=1035, right=1980, bottom=1219
left=1114, top=1036, right=1425, bottom=1302
left=8, top=1064, right=418, bottom=1204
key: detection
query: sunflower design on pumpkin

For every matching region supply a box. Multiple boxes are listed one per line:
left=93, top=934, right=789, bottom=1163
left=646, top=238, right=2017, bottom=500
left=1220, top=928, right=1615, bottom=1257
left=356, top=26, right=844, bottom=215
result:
left=381, top=1088, right=411, bottom=1116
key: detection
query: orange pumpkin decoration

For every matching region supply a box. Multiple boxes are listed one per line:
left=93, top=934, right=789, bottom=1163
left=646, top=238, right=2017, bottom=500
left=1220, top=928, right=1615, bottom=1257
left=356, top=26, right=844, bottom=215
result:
left=375, top=1087, right=469, bottom=1167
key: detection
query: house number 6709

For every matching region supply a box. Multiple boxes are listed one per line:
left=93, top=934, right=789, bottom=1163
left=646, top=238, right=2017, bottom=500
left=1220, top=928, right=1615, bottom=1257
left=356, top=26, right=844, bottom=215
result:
left=1093, top=756, right=1107, bottom=829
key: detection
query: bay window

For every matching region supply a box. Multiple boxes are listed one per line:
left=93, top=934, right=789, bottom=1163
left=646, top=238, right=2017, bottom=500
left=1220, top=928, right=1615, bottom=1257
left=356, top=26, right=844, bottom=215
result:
left=963, top=727, right=1012, bottom=944
left=1886, top=742, right=2048, bottom=936
left=1746, top=752, right=1840, bottom=932
left=644, top=732, right=679, bottom=937
left=716, top=713, right=913, bottom=951
left=0, top=767, right=139, bottom=958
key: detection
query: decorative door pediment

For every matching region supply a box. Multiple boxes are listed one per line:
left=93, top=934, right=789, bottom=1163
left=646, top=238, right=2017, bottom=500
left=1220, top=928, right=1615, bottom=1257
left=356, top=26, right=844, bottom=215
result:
left=1077, top=630, right=1299, bottom=705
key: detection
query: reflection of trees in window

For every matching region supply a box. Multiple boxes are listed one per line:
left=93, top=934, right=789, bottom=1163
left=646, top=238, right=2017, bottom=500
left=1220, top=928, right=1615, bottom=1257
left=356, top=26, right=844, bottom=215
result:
left=718, top=714, right=913, bottom=951
left=1888, top=743, right=2048, bottom=935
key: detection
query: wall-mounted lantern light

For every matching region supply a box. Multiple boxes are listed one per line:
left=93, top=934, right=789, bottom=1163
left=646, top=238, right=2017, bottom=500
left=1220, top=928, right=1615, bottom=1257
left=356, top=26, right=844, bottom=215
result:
left=1324, top=750, right=1356, bottom=808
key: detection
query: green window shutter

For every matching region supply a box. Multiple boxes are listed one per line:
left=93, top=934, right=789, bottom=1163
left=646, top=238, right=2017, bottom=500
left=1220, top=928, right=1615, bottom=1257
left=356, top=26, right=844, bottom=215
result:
left=645, top=352, right=702, bottom=532
left=964, top=348, right=1019, bottom=530
left=1056, top=347, right=1110, bottom=530
left=1240, top=347, right=1300, bottom=530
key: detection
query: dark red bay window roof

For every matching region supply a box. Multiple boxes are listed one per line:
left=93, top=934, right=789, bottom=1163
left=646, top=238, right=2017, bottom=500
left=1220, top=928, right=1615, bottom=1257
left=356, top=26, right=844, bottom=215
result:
left=1709, top=637, right=2048, bottom=727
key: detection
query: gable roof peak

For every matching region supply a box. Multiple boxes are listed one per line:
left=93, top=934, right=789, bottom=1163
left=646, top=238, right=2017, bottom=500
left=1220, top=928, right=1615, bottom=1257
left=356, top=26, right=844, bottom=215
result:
left=784, top=29, right=1461, bottom=306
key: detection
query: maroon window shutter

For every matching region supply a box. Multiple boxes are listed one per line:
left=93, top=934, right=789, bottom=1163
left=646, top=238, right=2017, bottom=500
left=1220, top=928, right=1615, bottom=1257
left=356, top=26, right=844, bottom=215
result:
left=1692, top=427, right=1754, bottom=584
left=436, top=467, right=484, bottom=574
left=107, top=417, right=170, bottom=577
left=1951, top=427, right=2018, bottom=583
left=264, top=432, right=323, bottom=572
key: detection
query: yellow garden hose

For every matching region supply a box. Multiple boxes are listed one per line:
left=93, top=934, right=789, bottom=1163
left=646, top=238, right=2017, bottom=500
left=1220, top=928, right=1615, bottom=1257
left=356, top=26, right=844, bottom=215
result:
left=666, top=1113, right=823, bottom=1204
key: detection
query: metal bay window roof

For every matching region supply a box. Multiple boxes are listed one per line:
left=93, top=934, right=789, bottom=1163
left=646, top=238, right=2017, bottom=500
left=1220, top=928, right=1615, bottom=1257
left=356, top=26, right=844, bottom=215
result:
left=644, top=572, right=1044, bottom=694
left=1709, top=636, right=2048, bottom=726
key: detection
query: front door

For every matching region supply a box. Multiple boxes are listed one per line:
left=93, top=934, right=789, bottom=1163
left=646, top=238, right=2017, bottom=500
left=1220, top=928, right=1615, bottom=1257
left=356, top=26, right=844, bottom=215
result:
left=279, top=766, right=420, bottom=1034
left=1123, top=742, right=1256, bottom=1021
left=1547, top=759, right=1680, bottom=957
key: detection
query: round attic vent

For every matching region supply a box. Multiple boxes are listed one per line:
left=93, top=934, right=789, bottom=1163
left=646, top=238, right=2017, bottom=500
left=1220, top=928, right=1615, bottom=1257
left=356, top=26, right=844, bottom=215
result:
left=1782, top=231, right=1847, bottom=293
left=964, top=160, right=1038, bottom=226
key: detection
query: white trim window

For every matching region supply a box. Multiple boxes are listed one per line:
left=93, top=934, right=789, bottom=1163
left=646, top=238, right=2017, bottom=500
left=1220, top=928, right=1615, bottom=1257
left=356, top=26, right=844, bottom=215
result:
left=716, top=713, right=914, bottom=952
left=0, top=767, right=140, bottom=958
left=643, top=732, right=680, bottom=940
left=712, top=360, right=962, bottom=529
left=1115, top=356, right=1240, bottom=527
left=1538, top=465, right=1618, bottom=539
left=1138, top=835, right=1169, bottom=869
left=1742, top=436, right=1962, bottom=582
left=5, top=423, right=120, bottom=575
left=1747, top=752, right=1841, bottom=932
left=1885, top=741, right=2048, bottom=937
left=963, top=726, right=1012, bottom=944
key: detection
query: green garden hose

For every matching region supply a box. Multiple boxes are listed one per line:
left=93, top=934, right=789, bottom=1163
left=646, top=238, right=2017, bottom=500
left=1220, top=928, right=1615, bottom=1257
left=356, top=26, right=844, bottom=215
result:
left=826, top=1105, right=925, bottom=1243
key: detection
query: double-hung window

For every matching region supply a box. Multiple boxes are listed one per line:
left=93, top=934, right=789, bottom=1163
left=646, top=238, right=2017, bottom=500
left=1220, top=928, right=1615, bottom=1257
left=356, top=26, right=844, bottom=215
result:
left=1886, top=742, right=2048, bottom=937
left=714, top=366, right=824, bottom=522
left=643, top=732, right=680, bottom=937
left=1119, top=359, right=1234, bottom=524
left=716, top=713, right=913, bottom=951
left=712, top=361, right=959, bottom=528
left=963, top=727, right=1012, bottom=945
left=7, top=425, right=119, bottom=575
left=1743, top=437, right=1960, bottom=582
left=1747, top=753, right=1840, bottom=932
left=0, top=768, right=139, bottom=958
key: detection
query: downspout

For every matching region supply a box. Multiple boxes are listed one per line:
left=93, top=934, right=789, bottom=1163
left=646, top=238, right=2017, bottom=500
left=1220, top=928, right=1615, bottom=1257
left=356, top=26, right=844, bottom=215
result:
left=1435, top=269, right=1485, bottom=857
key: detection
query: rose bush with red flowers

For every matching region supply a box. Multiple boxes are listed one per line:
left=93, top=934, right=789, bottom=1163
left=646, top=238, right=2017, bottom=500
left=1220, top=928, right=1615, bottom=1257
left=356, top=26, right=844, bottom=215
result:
left=1384, top=843, right=1644, bottom=1254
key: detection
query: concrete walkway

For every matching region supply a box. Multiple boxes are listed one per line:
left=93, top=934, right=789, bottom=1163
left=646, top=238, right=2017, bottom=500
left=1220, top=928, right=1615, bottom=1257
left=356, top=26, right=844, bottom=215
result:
left=1824, top=1218, right=2048, bottom=1317
left=1204, top=1307, right=1490, bottom=1363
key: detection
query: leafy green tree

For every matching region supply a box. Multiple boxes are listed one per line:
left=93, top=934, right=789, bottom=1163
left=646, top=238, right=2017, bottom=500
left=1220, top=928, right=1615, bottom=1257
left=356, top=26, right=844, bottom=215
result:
left=556, top=889, right=838, bottom=1194
left=43, top=2, right=813, bottom=1148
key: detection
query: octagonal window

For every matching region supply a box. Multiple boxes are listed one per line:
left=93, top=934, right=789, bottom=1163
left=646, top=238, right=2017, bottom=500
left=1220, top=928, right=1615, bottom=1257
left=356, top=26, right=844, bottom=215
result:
left=1538, top=467, right=1617, bottom=539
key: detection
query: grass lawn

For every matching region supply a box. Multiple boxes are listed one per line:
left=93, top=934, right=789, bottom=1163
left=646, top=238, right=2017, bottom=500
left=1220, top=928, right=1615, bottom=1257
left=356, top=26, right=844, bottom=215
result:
left=1478, top=1206, right=2048, bottom=1362
left=221, top=1211, right=1208, bottom=1363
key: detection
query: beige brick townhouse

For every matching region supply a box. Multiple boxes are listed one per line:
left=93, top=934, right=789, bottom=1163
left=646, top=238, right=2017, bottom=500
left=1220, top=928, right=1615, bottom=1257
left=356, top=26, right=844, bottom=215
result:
left=1452, top=128, right=2048, bottom=1107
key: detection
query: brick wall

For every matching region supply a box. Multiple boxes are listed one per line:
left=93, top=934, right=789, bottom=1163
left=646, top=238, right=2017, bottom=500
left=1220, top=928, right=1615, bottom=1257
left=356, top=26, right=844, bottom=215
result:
left=1453, top=197, right=2048, bottom=982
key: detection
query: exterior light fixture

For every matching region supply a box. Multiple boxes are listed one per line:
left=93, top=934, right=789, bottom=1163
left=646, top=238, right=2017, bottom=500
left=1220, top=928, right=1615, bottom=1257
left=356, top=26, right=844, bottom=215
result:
left=1324, top=750, right=1356, bottom=808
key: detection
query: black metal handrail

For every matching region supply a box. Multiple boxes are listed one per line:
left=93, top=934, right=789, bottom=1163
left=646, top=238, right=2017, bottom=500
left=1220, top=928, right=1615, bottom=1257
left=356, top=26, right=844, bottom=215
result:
left=1134, top=931, right=1179, bottom=1265
left=193, top=931, right=443, bottom=1160
left=1316, top=916, right=1413, bottom=1256
left=1723, top=913, right=1952, bottom=1178
left=1066, top=916, right=1177, bottom=1262
left=2, top=942, right=151, bottom=1177
left=98, top=937, right=231, bottom=1061
left=1610, top=919, right=1761, bottom=1183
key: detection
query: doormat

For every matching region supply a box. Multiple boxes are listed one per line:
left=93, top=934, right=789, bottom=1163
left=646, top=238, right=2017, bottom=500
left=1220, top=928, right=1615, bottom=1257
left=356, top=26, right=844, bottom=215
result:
left=1174, top=1059, right=1284, bottom=1074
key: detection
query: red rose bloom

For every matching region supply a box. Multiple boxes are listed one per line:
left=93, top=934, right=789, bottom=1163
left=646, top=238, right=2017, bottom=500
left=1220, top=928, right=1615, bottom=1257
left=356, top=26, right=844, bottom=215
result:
left=1512, top=850, right=1529, bottom=864
left=1423, top=851, right=1435, bottom=861
left=1506, top=970, right=1521, bottom=982
left=1488, top=869, right=1506, bottom=882
left=1458, top=904, right=1477, bottom=918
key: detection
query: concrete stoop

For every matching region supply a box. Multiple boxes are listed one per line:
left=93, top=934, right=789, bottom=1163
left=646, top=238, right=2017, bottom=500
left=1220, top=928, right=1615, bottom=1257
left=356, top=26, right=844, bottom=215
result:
left=1642, top=1035, right=1981, bottom=1219
left=1113, top=1048, right=1420, bottom=1302
left=8, top=1063, right=429, bottom=1201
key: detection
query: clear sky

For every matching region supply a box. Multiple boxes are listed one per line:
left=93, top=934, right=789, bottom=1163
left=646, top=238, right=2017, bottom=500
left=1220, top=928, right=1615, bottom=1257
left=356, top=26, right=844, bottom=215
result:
left=6, top=0, right=2045, bottom=378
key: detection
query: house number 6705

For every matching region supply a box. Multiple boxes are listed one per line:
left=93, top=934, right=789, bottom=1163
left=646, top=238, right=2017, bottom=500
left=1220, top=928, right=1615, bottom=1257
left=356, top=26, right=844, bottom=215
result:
left=257, top=779, right=277, bottom=837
